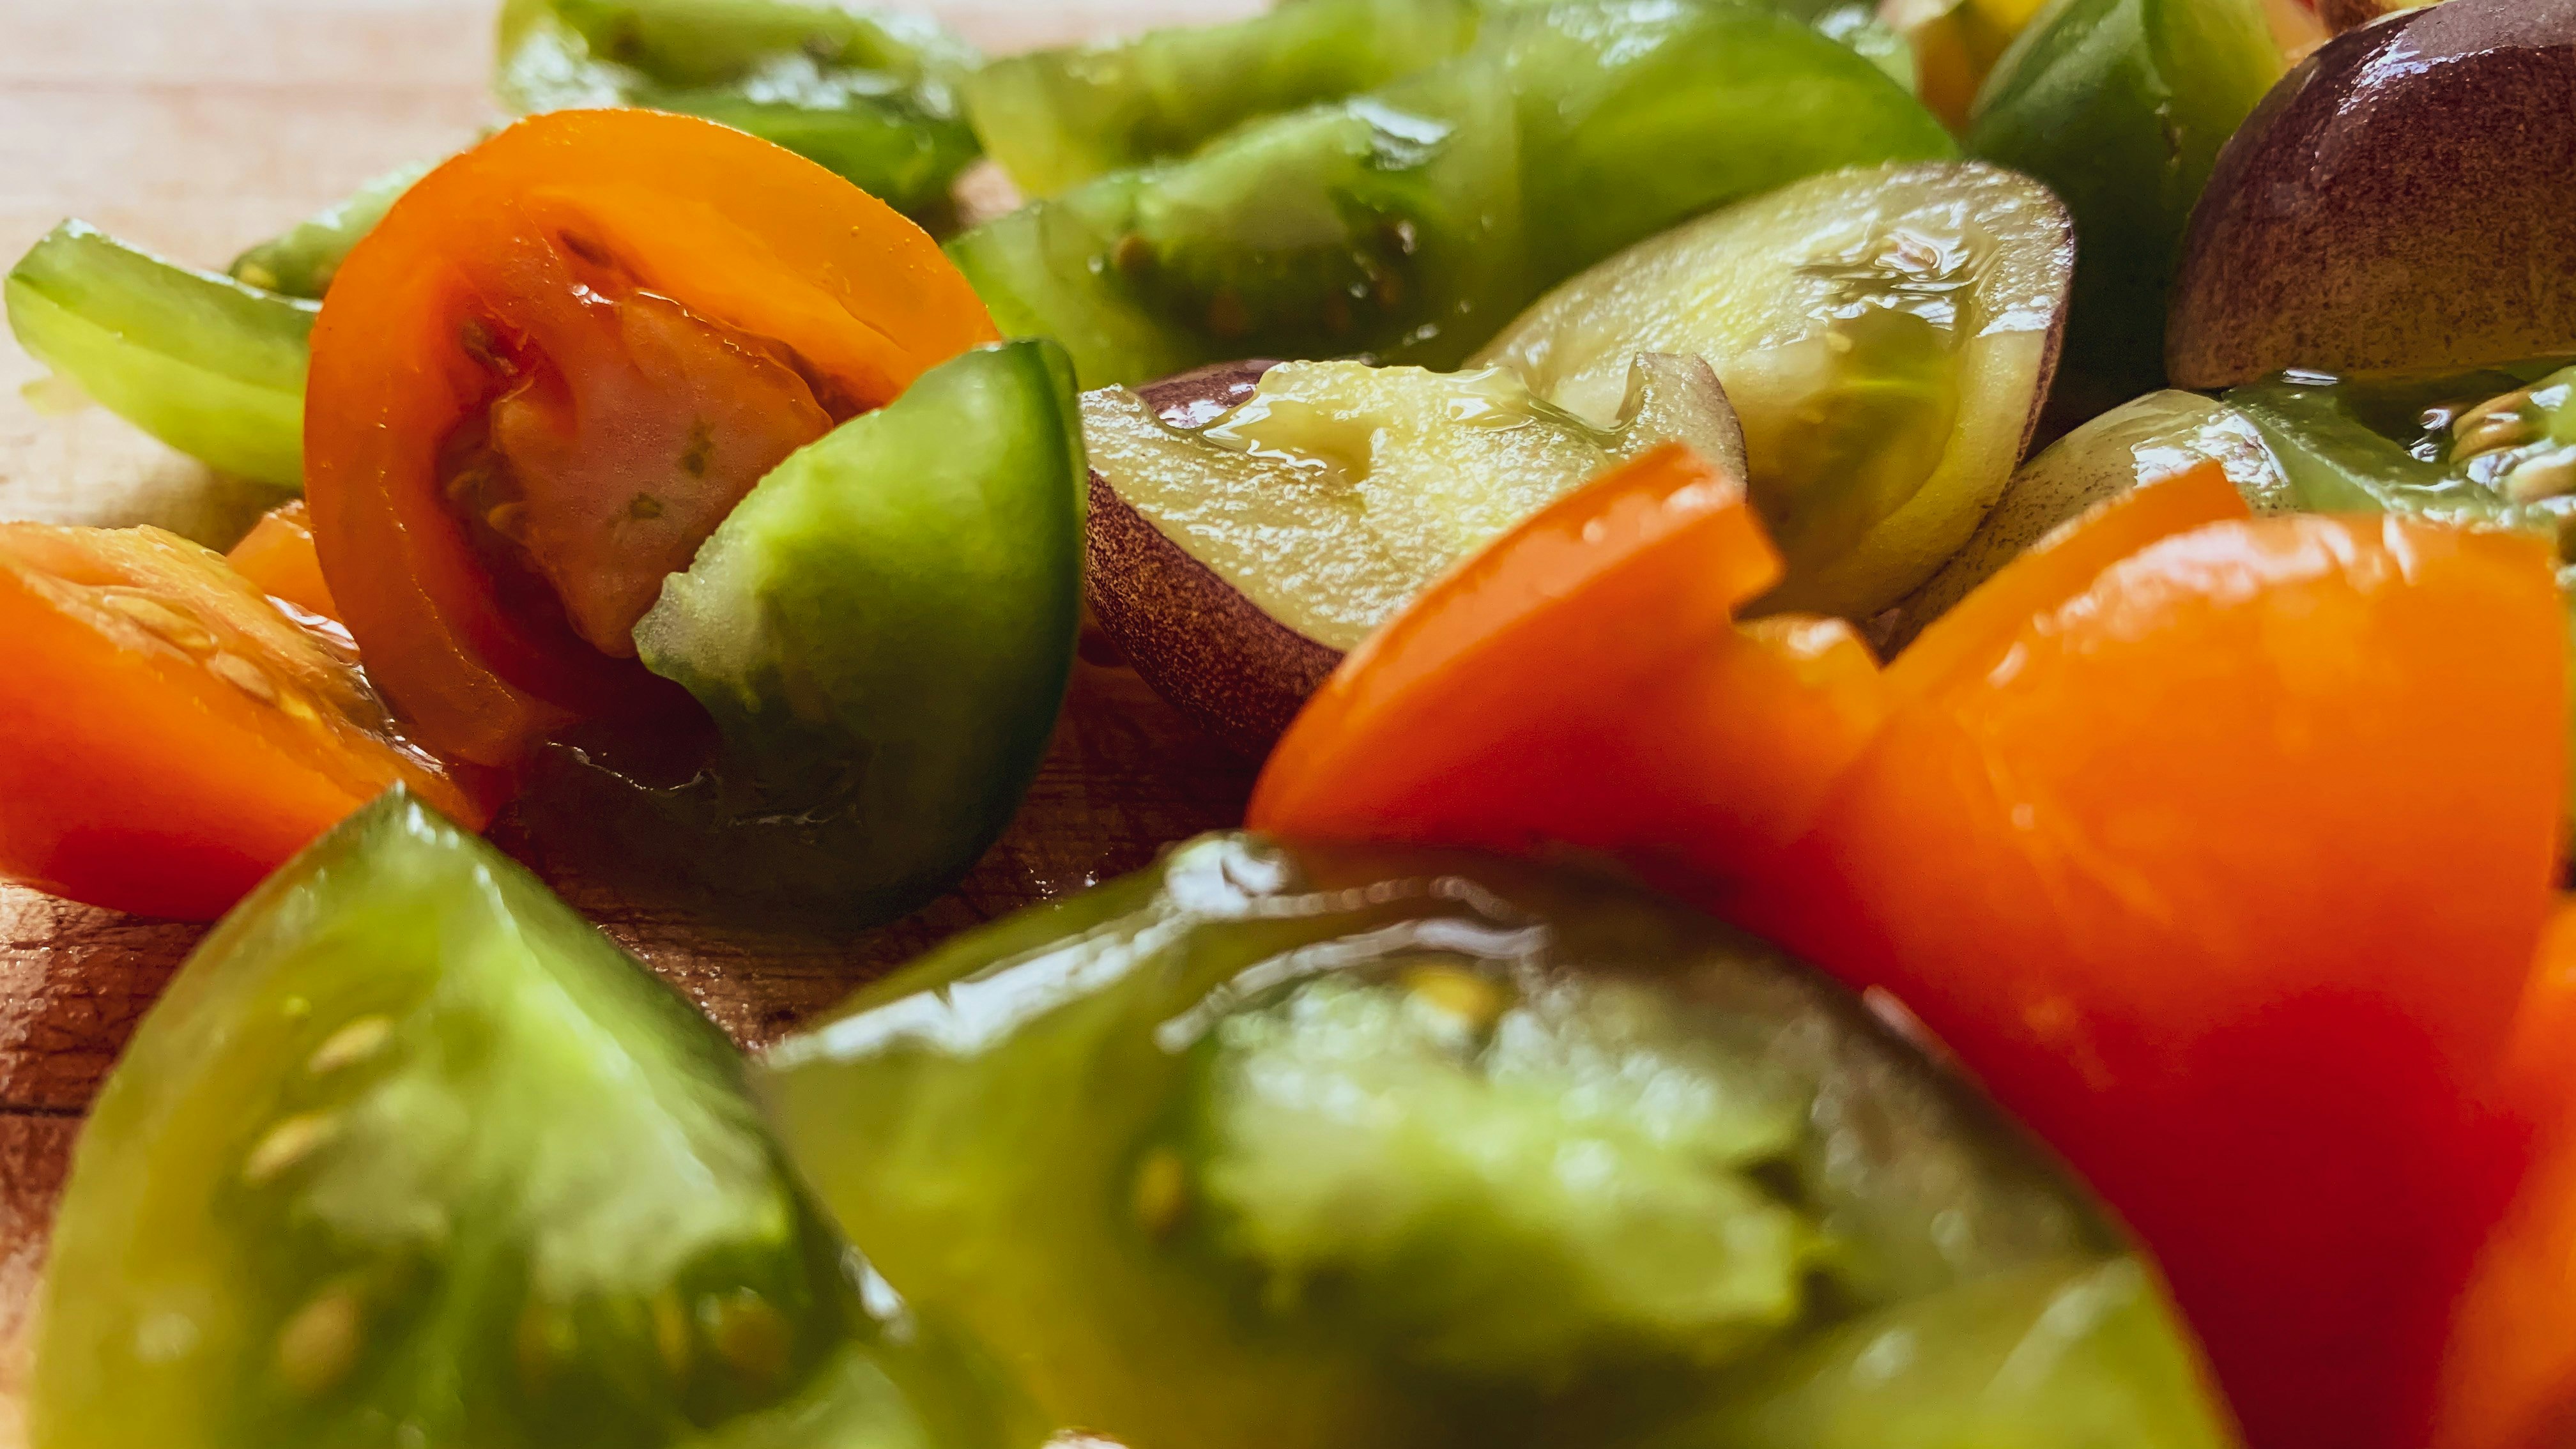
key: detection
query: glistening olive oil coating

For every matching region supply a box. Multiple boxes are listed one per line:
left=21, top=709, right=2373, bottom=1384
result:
left=760, top=834, right=2236, bottom=1449
left=15, top=1, right=2576, bottom=1446
left=1473, top=161, right=2072, bottom=618
left=949, top=0, right=1956, bottom=388
left=1085, top=353, right=1741, bottom=652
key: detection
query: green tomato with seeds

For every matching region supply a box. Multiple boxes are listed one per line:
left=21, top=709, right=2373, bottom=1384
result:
left=27, top=790, right=1031, bottom=1449
left=759, top=832, right=2235, bottom=1449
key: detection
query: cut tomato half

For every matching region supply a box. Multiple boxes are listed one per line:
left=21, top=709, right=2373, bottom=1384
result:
left=305, top=109, right=999, bottom=766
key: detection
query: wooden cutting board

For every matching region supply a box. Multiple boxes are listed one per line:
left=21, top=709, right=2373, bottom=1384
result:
left=0, top=0, right=1264, bottom=1435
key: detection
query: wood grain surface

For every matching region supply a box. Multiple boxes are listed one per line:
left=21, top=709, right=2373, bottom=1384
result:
left=0, top=1, right=1262, bottom=1437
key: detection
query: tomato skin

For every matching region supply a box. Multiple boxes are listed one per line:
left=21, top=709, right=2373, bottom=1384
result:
left=0, top=567, right=338, bottom=917
left=1250, top=444, right=1886, bottom=893
left=0, top=524, right=489, bottom=920
left=1751, top=516, right=2563, bottom=1449
left=305, top=109, right=999, bottom=767
left=2434, top=905, right=2576, bottom=1449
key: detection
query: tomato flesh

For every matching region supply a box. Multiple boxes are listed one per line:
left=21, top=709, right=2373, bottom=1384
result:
left=445, top=232, right=849, bottom=656
left=0, top=523, right=487, bottom=919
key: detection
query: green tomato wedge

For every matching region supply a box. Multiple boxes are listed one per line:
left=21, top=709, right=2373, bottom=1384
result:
left=760, top=833, right=2233, bottom=1449
left=1659, top=1257, right=2234, bottom=1449
left=949, top=0, right=1953, bottom=390
left=952, top=59, right=1527, bottom=390
left=27, top=790, right=1029, bottom=1449
left=6, top=221, right=317, bottom=491
left=965, top=0, right=1483, bottom=197
left=1966, top=0, right=2285, bottom=411
left=1492, top=0, right=1947, bottom=287
left=229, top=160, right=436, bottom=300
left=495, top=0, right=982, bottom=224
left=1474, top=161, right=2073, bottom=620
left=1873, top=388, right=2287, bottom=652
left=608, top=338, right=1084, bottom=923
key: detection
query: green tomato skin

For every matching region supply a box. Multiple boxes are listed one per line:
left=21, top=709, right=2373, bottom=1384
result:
left=966, top=0, right=1485, bottom=197
left=599, top=339, right=1084, bottom=925
left=494, top=0, right=982, bottom=222
left=1966, top=0, right=2282, bottom=410
left=6, top=220, right=316, bottom=491
left=1494, top=1, right=1948, bottom=287
left=28, top=790, right=1027, bottom=1449
left=228, top=160, right=436, bottom=300
left=2221, top=367, right=2554, bottom=523
left=1655, top=1257, right=2236, bottom=1449
left=949, top=0, right=1954, bottom=389
left=758, top=833, right=2235, bottom=1449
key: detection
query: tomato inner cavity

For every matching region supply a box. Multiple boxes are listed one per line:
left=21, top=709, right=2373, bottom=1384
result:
left=442, top=252, right=847, bottom=659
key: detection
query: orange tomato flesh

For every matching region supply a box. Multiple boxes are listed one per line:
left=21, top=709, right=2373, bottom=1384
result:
left=0, top=522, right=491, bottom=919
left=1761, top=514, right=2561, bottom=1448
left=464, top=272, right=835, bottom=655
left=306, top=109, right=1000, bottom=766
left=2435, top=904, right=2576, bottom=1449
left=1250, top=443, right=1886, bottom=896
left=2439, top=1130, right=2576, bottom=1449
left=227, top=500, right=340, bottom=620
left=1884, top=461, right=2252, bottom=702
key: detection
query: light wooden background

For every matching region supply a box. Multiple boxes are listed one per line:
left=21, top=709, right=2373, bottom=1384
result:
left=0, top=1, right=1264, bottom=1439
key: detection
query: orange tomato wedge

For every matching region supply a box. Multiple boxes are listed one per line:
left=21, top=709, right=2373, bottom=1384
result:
left=227, top=499, right=339, bottom=620
left=1883, top=462, right=2254, bottom=703
left=1760, top=513, right=2563, bottom=1449
left=0, top=522, right=491, bottom=919
left=305, top=109, right=999, bottom=766
left=1252, top=443, right=1885, bottom=897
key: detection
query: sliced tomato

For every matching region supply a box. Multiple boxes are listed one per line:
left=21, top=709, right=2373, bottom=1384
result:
left=1250, top=443, right=1887, bottom=898
left=1254, top=454, right=2250, bottom=915
left=305, top=109, right=999, bottom=766
left=1252, top=453, right=2566, bottom=1449
left=226, top=499, right=338, bottom=620
left=0, top=523, right=492, bottom=919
